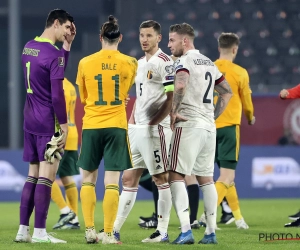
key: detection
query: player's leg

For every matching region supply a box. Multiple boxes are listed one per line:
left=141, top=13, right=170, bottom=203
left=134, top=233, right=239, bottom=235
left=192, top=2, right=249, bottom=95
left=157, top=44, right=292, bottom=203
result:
left=32, top=134, right=66, bottom=243
left=112, top=124, right=145, bottom=236
left=218, top=125, right=248, bottom=229
left=77, top=129, right=102, bottom=243
left=138, top=170, right=158, bottom=227
left=15, top=133, right=39, bottom=243
left=185, top=174, right=200, bottom=228
left=102, top=127, right=133, bottom=244
left=168, top=127, right=197, bottom=244
left=214, top=127, right=232, bottom=206
left=141, top=125, right=172, bottom=243
left=58, top=151, right=80, bottom=229
left=51, top=151, right=78, bottom=229
left=220, top=198, right=234, bottom=224
left=194, top=130, right=217, bottom=244
left=112, top=168, right=144, bottom=236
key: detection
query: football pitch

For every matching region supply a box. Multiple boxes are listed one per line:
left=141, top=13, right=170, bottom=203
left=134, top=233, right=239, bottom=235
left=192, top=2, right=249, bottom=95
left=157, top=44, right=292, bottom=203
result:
left=1, top=199, right=300, bottom=249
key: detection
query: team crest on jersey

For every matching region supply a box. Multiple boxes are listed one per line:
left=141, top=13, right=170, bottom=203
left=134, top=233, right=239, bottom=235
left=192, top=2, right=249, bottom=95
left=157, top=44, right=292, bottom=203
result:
left=173, top=59, right=180, bottom=67
left=58, top=57, right=64, bottom=67
left=165, top=65, right=174, bottom=74
left=147, top=70, right=153, bottom=79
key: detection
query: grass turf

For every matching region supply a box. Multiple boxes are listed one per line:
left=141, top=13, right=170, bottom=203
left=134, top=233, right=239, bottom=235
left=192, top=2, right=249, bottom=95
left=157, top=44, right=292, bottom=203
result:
left=1, top=199, right=300, bottom=249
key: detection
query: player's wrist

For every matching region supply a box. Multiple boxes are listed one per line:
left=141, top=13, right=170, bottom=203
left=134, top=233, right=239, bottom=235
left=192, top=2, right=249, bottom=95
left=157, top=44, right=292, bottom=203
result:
left=63, top=42, right=72, bottom=51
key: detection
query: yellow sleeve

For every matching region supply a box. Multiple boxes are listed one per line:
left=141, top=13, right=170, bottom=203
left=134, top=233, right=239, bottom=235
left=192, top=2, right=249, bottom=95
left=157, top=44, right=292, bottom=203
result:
left=129, top=58, right=138, bottom=89
left=240, top=70, right=254, bottom=122
left=76, top=60, right=87, bottom=105
left=239, top=69, right=252, bottom=95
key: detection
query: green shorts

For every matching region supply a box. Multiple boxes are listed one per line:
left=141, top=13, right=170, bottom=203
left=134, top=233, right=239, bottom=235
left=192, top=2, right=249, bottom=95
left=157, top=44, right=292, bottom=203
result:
left=215, top=125, right=240, bottom=170
left=57, top=150, right=79, bottom=178
left=77, top=128, right=132, bottom=171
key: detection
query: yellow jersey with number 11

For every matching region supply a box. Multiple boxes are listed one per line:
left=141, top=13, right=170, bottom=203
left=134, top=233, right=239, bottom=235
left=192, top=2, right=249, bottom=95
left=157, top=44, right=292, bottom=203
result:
left=76, top=50, right=137, bottom=130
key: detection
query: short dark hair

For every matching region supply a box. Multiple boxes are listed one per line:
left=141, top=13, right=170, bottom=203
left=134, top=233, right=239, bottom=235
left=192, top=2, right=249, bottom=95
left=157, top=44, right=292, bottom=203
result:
left=218, top=33, right=240, bottom=48
left=100, top=15, right=121, bottom=44
left=139, top=20, right=161, bottom=34
left=169, top=23, right=195, bottom=39
left=45, top=9, right=74, bottom=28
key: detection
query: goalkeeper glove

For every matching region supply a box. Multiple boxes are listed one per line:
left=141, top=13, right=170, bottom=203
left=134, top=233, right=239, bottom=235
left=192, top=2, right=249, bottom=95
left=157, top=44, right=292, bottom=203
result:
left=44, top=130, right=65, bottom=164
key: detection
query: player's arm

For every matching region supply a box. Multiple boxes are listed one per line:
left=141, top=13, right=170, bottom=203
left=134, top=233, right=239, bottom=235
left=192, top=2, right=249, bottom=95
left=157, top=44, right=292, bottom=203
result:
left=170, top=69, right=189, bottom=130
left=280, top=84, right=300, bottom=99
left=240, top=71, right=255, bottom=125
left=51, top=79, right=68, bottom=146
left=214, top=77, right=233, bottom=120
left=129, top=101, right=136, bottom=124
left=241, top=93, right=255, bottom=125
left=63, top=22, right=76, bottom=52
left=127, top=58, right=138, bottom=124
left=148, top=90, right=173, bottom=125
left=49, top=53, right=68, bottom=146
left=76, top=60, right=87, bottom=105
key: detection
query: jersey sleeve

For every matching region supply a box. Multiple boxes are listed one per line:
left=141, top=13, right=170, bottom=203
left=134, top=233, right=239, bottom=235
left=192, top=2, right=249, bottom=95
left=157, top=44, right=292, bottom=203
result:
left=129, top=58, right=138, bottom=89
left=239, top=69, right=252, bottom=95
left=285, top=84, right=300, bottom=99
left=49, top=50, right=65, bottom=80
left=157, top=59, right=175, bottom=88
left=76, top=59, right=87, bottom=104
left=214, top=65, right=225, bottom=86
left=174, top=57, right=190, bottom=74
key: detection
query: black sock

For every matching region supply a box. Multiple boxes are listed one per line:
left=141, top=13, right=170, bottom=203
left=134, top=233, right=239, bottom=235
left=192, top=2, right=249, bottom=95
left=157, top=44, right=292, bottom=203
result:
left=187, top=184, right=199, bottom=224
left=152, top=181, right=158, bottom=217
left=221, top=197, right=227, bottom=214
left=139, top=176, right=153, bottom=192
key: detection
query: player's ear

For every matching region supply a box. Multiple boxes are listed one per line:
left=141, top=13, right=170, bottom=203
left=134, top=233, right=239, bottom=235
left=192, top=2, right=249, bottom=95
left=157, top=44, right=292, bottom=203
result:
left=118, top=34, right=123, bottom=44
left=233, top=46, right=238, bottom=55
left=183, top=36, right=187, bottom=46
left=157, top=34, right=162, bottom=43
left=53, top=19, right=60, bottom=29
left=99, top=35, right=103, bottom=43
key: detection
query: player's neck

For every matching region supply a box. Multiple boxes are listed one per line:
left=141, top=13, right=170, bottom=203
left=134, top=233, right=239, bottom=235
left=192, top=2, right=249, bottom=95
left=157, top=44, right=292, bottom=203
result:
left=39, top=29, right=56, bottom=44
left=145, top=47, right=159, bottom=61
left=102, top=45, right=118, bottom=51
left=219, top=54, right=233, bottom=62
left=182, top=44, right=195, bottom=55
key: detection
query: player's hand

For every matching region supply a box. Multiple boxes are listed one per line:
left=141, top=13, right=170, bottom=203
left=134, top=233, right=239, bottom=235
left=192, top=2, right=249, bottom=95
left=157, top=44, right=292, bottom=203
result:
left=280, top=89, right=289, bottom=99
left=64, top=22, right=76, bottom=45
left=58, top=124, right=68, bottom=149
left=125, top=94, right=130, bottom=107
left=248, top=116, right=255, bottom=125
left=44, top=130, right=65, bottom=163
left=128, top=115, right=135, bottom=124
left=170, top=113, right=188, bottom=131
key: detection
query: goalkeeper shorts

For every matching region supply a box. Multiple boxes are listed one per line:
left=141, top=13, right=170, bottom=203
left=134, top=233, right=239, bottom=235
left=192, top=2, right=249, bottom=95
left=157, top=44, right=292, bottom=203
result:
left=23, top=131, right=52, bottom=162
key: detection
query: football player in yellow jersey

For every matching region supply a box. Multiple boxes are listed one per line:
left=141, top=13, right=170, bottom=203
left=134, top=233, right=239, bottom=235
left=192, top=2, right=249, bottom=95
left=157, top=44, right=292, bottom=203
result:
left=214, top=32, right=255, bottom=229
left=76, top=15, right=137, bottom=244
left=51, top=77, right=80, bottom=230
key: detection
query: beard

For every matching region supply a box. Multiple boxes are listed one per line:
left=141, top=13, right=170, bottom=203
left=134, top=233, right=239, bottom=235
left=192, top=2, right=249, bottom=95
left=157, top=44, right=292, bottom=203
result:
left=173, top=48, right=184, bottom=57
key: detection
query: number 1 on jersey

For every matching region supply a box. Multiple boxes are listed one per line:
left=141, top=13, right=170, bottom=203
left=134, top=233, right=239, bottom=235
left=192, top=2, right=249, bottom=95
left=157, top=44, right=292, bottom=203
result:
left=26, top=61, right=33, bottom=94
left=94, top=74, right=122, bottom=106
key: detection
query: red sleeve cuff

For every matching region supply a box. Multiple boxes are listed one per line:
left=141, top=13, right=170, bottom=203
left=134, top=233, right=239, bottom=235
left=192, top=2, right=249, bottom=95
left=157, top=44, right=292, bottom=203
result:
left=215, top=75, right=225, bottom=85
left=176, top=68, right=189, bottom=74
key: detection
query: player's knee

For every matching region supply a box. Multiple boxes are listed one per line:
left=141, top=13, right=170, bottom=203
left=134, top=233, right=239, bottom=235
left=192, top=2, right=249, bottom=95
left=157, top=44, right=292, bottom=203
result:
left=122, top=172, right=139, bottom=188
left=152, top=172, right=168, bottom=185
